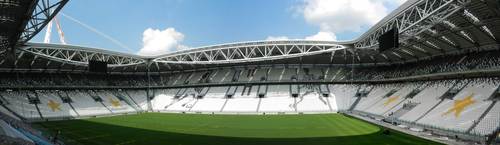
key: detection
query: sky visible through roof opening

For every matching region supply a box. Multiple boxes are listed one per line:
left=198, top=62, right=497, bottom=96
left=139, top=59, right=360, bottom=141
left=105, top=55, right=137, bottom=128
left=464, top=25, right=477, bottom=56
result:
left=31, top=0, right=407, bottom=56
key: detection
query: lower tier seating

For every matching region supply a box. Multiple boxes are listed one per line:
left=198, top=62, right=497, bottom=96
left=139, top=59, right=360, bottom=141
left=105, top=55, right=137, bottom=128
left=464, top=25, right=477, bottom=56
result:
left=0, top=78, right=498, bottom=137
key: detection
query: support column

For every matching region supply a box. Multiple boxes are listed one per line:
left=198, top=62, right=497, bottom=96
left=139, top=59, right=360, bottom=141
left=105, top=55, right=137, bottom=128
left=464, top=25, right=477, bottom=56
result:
left=146, top=59, right=153, bottom=112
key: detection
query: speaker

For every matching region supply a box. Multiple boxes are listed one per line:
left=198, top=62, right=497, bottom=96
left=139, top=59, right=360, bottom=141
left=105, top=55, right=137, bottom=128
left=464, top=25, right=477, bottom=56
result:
left=88, top=60, right=108, bottom=73
left=378, top=27, right=399, bottom=52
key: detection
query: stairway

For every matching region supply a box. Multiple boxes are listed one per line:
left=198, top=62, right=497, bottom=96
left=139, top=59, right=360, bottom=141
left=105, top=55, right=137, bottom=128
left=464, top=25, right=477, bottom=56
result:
left=241, top=85, right=248, bottom=96
left=488, top=84, right=500, bottom=101
left=363, top=89, right=396, bottom=111
left=318, top=93, right=328, bottom=105
left=293, top=97, right=298, bottom=112
left=348, top=97, right=362, bottom=111
left=290, top=84, right=299, bottom=98
left=325, top=97, right=334, bottom=111
left=67, top=103, right=80, bottom=117
left=405, top=88, right=423, bottom=99
left=319, top=84, right=330, bottom=96
left=187, top=99, right=199, bottom=112
left=100, top=101, right=114, bottom=114
left=58, top=91, right=80, bottom=117
left=414, top=99, right=444, bottom=122
left=232, top=69, right=241, bottom=82
left=164, top=96, right=187, bottom=110
left=116, top=92, right=141, bottom=112
left=383, top=89, right=398, bottom=98
left=225, top=86, right=237, bottom=98
left=467, top=101, right=498, bottom=133
left=257, top=85, right=268, bottom=98
left=31, top=93, right=44, bottom=120
left=256, top=98, right=262, bottom=112
left=388, top=103, right=419, bottom=119
left=486, top=126, right=500, bottom=145
left=382, top=97, right=408, bottom=115
left=123, top=91, right=142, bottom=111
left=0, top=94, right=26, bottom=120
left=87, top=91, right=113, bottom=114
left=415, top=82, right=466, bottom=122
left=174, top=88, right=188, bottom=98
left=197, top=87, right=210, bottom=98
left=440, top=80, right=470, bottom=100
left=0, top=104, right=26, bottom=121
left=219, top=99, right=229, bottom=112
left=247, top=85, right=253, bottom=96
left=0, top=93, right=9, bottom=105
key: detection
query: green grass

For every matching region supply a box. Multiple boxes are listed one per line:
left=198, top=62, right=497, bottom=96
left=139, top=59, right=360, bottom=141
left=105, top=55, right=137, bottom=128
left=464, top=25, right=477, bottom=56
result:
left=36, top=113, right=442, bottom=145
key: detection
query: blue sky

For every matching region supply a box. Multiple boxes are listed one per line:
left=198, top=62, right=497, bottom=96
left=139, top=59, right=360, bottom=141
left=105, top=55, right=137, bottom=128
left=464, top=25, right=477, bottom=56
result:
left=31, top=0, right=406, bottom=56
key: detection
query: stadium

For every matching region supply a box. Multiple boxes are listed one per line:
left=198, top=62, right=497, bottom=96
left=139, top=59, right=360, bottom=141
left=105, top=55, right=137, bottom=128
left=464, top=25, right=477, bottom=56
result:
left=1, top=0, right=500, bottom=145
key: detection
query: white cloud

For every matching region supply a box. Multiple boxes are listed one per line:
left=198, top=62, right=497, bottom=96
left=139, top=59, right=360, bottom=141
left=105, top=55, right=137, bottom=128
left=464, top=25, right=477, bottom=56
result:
left=138, top=27, right=188, bottom=56
left=286, top=0, right=407, bottom=41
left=305, top=31, right=336, bottom=41
left=176, top=44, right=190, bottom=51
left=301, top=0, right=392, bottom=33
left=395, top=0, right=408, bottom=5
left=266, top=36, right=290, bottom=41
left=265, top=31, right=336, bottom=41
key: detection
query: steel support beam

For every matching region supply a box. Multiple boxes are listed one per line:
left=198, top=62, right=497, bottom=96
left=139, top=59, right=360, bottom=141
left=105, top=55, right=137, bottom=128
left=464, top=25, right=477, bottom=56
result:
left=19, top=43, right=146, bottom=67
left=17, top=0, right=69, bottom=44
left=154, top=41, right=346, bottom=65
left=355, top=0, right=469, bottom=49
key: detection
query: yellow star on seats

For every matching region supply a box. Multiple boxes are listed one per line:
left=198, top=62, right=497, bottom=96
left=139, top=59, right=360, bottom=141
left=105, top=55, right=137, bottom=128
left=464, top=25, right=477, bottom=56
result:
left=47, top=100, right=61, bottom=112
left=109, top=97, right=121, bottom=107
left=442, top=94, right=475, bottom=118
left=384, top=96, right=399, bottom=107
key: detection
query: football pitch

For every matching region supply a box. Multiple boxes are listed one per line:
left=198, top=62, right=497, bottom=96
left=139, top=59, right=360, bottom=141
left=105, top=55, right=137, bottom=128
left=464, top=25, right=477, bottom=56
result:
left=36, top=113, right=442, bottom=145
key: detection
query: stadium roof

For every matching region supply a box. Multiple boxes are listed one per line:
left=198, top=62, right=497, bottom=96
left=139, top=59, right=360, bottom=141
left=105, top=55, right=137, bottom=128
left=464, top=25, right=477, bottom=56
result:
left=1, top=0, right=499, bottom=73
left=0, top=0, right=67, bottom=50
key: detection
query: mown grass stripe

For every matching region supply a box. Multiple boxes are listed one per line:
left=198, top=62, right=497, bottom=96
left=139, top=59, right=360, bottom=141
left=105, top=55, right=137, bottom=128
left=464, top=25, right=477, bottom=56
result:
left=36, top=113, right=442, bottom=145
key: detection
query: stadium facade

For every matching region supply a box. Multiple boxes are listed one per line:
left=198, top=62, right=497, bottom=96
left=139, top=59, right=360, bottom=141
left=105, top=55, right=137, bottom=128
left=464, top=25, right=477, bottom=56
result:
left=1, top=0, right=500, bottom=144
